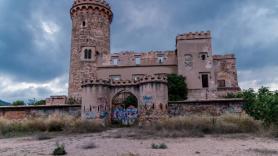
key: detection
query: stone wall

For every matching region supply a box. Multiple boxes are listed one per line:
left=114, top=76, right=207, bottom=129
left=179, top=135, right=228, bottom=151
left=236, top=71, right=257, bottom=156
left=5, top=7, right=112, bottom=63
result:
left=168, top=99, right=245, bottom=116
left=0, top=105, right=81, bottom=120
left=0, top=99, right=245, bottom=120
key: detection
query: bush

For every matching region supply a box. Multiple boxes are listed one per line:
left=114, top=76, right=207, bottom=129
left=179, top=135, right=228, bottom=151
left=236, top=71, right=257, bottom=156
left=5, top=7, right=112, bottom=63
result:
left=151, top=143, right=168, bottom=149
left=34, top=100, right=46, bottom=106
left=53, top=143, right=67, bottom=155
left=242, top=87, right=278, bottom=126
left=12, top=100, right=25, bottom=106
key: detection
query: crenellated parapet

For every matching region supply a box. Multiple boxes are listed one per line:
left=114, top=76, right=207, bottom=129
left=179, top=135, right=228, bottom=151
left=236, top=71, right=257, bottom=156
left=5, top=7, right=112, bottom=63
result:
left=177, top=31, right=211, bottom=40
left=81, top=75, right=168, bottom=88
left=213, top=54, right=235, bottom=60
left=71, top=0, right=113, bottom=22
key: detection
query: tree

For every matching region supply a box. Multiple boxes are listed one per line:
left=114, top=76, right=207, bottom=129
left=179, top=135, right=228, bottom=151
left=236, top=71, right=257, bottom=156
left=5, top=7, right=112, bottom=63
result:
left=34, top=100, right=46, bottom=106
left=167, top=74, right=188, bottom=101
left=12, top=100, right=25, bottom=106
left=242, top=87, right=278, bottom=126
left=123, top=96, right=137, bottom=108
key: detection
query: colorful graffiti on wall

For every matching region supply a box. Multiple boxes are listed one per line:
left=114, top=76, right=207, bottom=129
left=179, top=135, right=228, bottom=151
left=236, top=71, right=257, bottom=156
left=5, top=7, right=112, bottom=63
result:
left=84, top=112, right=97, bottom=119
left=143, top=96, right=153, bottom=106
left=112, top=105, right=138, bottom=126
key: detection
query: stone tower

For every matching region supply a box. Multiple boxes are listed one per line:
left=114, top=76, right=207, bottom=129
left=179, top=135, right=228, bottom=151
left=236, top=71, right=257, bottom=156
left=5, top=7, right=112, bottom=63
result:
left=68, top=0, right=113, bottom=98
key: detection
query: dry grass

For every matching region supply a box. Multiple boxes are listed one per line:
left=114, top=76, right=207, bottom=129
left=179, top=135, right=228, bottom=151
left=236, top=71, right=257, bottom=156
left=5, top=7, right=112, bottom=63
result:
left=120, top=152, right=140, bottom=156
left=151, top=115, right=261, bottom=134
left=247, top=148, right=278, bottom=155
left=0, top=114, right=106, bottom=138
left=81, top=142, right=97, bottom=149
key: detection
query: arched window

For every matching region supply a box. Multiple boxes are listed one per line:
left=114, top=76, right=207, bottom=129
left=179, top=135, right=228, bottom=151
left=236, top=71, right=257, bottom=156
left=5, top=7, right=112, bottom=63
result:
left=82, top=21, right=86, bottom=27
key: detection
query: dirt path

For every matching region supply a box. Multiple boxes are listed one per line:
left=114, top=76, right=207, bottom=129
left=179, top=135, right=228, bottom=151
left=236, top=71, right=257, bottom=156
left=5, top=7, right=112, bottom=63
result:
left=0, top=129, right=277, bottom=156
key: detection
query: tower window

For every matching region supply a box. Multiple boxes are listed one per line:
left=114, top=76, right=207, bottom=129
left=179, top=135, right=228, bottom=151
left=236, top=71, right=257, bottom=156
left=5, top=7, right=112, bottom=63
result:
left=135, top=57, right=141, bottom=65
left=82, top=21, right=86, bottom=27
left=202, top=74, right=209, bottom=88
left=201, top=55, right=206, bottom=60
left=199, top=52, right=208, bottom=60
left=84, top=49, right=92, bottom=59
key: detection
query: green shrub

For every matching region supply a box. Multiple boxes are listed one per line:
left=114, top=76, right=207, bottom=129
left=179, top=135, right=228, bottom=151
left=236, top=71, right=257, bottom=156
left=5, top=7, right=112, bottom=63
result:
left=151, top=143, right=168, bottom=149
left=242, top=87, right=278, bottom=127
left=34, top=100, right=46, bottom=106
left=12, top=100, right=25, bottom=106
left=167, top=74, right=188, bottom=101
left=53, top=143, right=67, bottom=155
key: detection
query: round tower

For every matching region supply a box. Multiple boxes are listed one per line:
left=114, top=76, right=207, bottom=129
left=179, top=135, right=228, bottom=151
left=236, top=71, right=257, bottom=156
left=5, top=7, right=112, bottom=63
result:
left=68, top=0, right=113, bottom=98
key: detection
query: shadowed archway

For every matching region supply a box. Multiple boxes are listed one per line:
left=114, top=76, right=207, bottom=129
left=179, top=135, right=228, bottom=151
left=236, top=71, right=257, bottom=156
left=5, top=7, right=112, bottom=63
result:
left=111, top=91, right=139, bottom=125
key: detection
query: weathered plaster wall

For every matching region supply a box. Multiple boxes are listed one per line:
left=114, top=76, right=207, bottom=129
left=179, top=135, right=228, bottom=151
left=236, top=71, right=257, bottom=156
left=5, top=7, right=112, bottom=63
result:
left=213, top=54, right=240, bottom=97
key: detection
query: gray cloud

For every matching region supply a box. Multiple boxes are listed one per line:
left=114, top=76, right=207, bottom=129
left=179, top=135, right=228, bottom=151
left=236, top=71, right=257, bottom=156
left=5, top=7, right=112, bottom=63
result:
left=0, top=0, right=277, bottom=102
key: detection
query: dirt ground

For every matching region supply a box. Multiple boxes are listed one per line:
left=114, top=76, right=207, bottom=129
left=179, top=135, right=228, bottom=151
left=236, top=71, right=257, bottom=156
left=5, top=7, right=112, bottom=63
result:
left=0, top=129, right=277, bottom=156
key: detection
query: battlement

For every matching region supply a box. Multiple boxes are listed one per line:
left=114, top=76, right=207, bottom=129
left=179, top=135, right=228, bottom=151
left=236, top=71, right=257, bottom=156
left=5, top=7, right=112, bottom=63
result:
left=71, top=0, right=113, bottom=22
left=177, top=31, right=211, bottom=40
left=73, top=0, right=111, bottom=9
left=81, top=75, right=168, bottom=88
left=213, top=54, right=235, bottom=60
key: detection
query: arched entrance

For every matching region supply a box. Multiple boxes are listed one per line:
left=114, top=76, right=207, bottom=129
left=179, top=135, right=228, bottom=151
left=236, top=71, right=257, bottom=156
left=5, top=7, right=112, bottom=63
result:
left=111, top=91, right=139, bottom=126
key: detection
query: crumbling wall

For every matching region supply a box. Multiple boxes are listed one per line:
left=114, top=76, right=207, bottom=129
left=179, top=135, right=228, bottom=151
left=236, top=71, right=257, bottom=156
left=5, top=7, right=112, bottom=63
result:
left=168, top=99, right=244, bottom=116
left=0, top=105, right=81, bottom=120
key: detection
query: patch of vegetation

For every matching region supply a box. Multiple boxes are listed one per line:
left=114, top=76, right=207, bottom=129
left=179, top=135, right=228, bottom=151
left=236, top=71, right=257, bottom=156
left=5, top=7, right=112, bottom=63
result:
left=151, top=143, right=168, bottom=149
left=120, top=153, right=140, bottom=156
left=0, top=115, right=106, bottom=138
left=12, top=100, right=25, bottom=106
left=53, top=142, right=67, bottom=155
left=81, top=142, right=97, bottom=149
left=167, top=74, right=188, bottom=101
left=36, top=133, right=52, bottom=140
left=225, top=87, right=278, bottom=128
left=248, top=148, right=278, bottom=155
left=34, top=100, right=46, bottom=106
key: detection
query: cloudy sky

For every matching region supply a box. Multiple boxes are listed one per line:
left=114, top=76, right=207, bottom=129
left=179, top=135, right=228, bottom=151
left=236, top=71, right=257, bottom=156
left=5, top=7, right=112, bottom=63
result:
left=0, top=0, right=278, bottom=102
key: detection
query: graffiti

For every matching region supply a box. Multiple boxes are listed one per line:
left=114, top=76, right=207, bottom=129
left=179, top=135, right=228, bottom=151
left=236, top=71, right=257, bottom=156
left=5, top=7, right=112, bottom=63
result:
left=84, top=112, right=96, bottom=119
left=97, top=98, right=109, bottom=119
left=100, top=111, right=109, bottom=119
left=112, top=105, right=138, bottom=126
left=143, top=96, right=153, bottom=105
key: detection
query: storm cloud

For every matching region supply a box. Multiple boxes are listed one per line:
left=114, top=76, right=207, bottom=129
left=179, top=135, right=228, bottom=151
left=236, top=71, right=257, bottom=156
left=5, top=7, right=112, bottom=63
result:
left=0, top=0, right=277, bottom=102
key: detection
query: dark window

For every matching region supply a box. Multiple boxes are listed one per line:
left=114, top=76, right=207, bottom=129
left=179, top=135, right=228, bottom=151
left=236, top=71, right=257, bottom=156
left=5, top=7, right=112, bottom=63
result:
left=82, top=21, right=86, bottom=27
left=201, top=54, right=206, bottom=60
left=84, top=49, right=92, bottom=59
left=202, top=74, right=209, bottom=88
left=218, top=80, right=226, bottom=88
left=90, top=106, right=92, bottom=112
left=88, top=49, right=92, bottom=59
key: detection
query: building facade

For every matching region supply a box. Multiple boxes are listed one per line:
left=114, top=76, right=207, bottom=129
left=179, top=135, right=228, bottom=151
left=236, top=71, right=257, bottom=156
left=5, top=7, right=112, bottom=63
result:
left=68, top=0, right=240, bottom=123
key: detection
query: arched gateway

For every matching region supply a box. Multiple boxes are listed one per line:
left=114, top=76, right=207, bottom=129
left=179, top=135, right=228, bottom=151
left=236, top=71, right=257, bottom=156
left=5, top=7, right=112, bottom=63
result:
left=111, top=91, right=138, bottom=125
left=81, top=75, right=169, bottom=125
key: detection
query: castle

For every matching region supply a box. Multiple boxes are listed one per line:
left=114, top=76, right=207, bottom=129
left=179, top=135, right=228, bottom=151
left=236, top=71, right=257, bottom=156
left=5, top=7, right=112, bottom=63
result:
left=68, top=0, right=240, bottom=124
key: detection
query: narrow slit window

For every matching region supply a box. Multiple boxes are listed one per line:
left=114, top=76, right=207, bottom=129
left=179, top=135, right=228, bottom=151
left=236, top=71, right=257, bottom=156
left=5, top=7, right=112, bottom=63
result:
left=202, top=74, right=209, bottom=88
